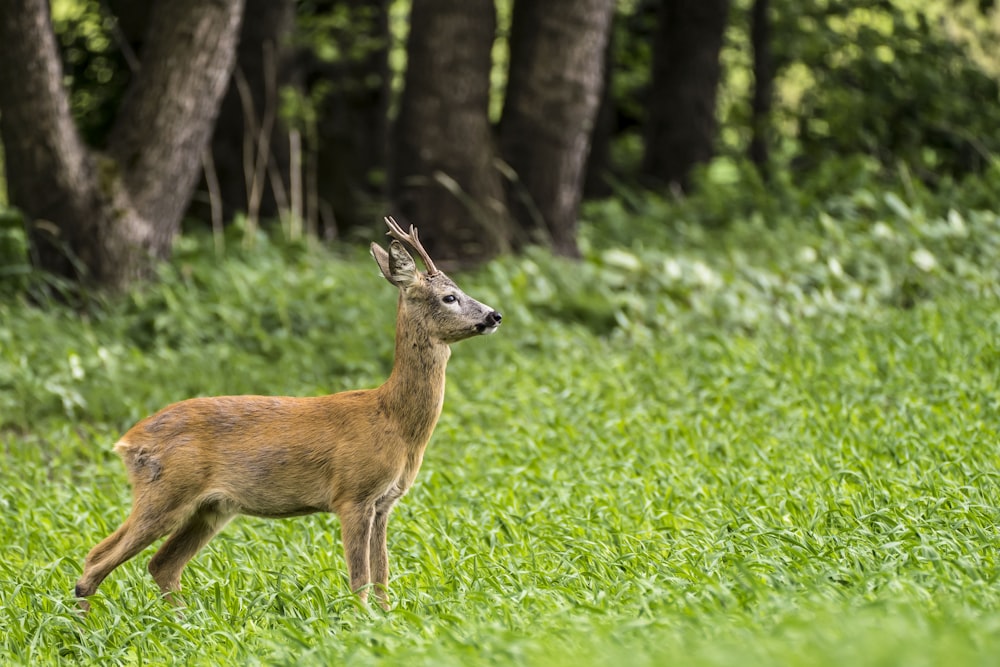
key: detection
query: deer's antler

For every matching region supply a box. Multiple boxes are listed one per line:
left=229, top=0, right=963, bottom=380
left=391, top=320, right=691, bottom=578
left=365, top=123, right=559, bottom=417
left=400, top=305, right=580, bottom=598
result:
left=384, top=216, right=440, bottom=276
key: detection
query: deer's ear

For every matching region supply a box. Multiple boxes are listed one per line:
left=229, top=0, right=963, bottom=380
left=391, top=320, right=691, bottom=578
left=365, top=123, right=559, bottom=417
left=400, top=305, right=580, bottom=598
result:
left=388, top=240, right=419, bottom=286
left=371, top=240, right=418, bottom=287
left=370, top=242, right=394, bottom=284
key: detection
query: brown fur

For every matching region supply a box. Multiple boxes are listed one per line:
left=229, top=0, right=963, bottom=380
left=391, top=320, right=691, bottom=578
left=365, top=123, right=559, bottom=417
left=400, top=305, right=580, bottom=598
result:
left=75, top=220, right=501, bottom=611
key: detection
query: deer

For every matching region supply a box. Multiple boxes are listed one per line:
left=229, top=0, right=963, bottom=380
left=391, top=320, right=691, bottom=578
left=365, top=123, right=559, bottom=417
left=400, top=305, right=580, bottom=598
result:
left=74, top=217, right=502, bottom=612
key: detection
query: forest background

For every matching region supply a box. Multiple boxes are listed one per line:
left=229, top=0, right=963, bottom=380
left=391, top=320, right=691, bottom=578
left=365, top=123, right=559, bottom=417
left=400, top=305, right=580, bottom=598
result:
left=1, top=0, right=998, bottom=290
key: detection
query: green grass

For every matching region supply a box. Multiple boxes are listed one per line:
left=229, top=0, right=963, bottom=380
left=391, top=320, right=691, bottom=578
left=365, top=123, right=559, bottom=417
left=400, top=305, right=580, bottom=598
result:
left=2, top=200, right=1000, bottom=665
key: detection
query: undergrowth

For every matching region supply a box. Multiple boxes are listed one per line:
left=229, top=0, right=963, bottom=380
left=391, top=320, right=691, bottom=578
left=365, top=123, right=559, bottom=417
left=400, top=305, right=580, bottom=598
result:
left=1, top=189, right=999, bottom=665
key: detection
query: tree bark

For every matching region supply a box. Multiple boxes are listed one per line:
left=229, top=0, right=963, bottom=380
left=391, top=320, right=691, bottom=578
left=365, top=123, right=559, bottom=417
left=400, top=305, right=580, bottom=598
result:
left=391, top=0, right=508, bottom=265
left=641, top=0, right=731, bottom=192
left=583, top=15, right=617, bottom=200
left=749, top=0, right=773, bottom=179
left=499, top=0, right=615, bottom=257
left=0, top=0, right=244, bottom=290
left=0, top=0, right=105, bottom=281
left=108, top=0, right=244, bottom=255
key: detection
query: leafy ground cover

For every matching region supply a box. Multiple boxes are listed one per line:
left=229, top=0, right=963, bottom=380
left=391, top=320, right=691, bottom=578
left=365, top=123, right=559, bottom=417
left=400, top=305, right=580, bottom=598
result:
left=1, top=192, right=999, bottom=665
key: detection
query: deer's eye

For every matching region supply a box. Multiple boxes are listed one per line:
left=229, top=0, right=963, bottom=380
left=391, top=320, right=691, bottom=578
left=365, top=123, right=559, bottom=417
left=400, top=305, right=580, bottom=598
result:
left=442, top=295, right=458, bottom=304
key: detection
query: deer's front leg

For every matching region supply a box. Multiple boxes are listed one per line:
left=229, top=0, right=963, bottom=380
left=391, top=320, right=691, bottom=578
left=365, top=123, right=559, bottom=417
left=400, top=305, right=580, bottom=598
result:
left=369, top=508, right=390, bottom=609
left=340, top=503, right=376, bottom=603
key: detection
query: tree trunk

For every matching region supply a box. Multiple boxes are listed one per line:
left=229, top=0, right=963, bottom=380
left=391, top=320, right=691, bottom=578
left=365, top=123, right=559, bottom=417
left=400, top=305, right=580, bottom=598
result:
left=499, top=0, right=615, bottom=257
left=391, top=0, right=508, bottom=265
left=583, top=15, right=617, bottom=200
left=108, top=0, right=244, bottom=255
left=749, top=0, right=773, bottom=179
left=0, top=0, right=103, bottom=281
left=641, top=0, right=731, bottom=192
left=0, top=0, right=243, bottom=290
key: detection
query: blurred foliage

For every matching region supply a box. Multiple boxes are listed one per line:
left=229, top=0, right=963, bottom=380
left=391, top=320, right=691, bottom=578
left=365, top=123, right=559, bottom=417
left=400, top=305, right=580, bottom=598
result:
left=567, top=174, right=1000, bottom=337
left=772, top=0, right=1000, bottom=183
left=0, top=229, right=393, bottom=427
left=0, top=207, right=30, bottom=287
left=580, top=0, right=1000, bottom=197
left=296, top=1, right=387, bottom=66
left=5, top=172, right=1000, bottom=424
left=50, top=0, right=132, bottom=146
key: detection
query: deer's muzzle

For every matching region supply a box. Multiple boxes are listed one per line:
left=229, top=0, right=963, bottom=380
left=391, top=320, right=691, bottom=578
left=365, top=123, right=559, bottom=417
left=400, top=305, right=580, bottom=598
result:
left=476, top=311, right=502, bottom=335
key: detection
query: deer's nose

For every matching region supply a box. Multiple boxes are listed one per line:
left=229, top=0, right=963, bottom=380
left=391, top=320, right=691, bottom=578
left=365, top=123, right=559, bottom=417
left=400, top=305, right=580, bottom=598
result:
left=489, top=311, right=502, bottom=325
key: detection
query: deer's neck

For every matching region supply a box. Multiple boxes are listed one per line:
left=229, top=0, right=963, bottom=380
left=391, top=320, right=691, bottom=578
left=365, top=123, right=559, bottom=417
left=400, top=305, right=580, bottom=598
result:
left=378, top=300, right=451, bottom=447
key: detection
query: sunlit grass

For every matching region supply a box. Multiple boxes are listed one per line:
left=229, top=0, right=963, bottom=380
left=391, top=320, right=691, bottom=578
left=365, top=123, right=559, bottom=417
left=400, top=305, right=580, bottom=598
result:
left=2, top=209, right=1000, bottom=665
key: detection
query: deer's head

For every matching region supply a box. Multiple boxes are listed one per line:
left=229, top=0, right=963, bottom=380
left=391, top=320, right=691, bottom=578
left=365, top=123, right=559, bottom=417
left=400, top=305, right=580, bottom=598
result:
left=371, top=217, right=502, bottom=344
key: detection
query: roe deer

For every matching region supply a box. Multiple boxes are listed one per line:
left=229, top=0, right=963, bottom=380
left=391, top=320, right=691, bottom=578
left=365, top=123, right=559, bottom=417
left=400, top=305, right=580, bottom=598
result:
left=74, top=217, right=502, bottom=611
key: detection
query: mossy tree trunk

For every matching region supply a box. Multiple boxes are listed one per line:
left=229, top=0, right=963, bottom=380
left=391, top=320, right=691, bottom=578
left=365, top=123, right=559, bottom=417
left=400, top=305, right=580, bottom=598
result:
left=0, top=0, right=244, bottom=291
left=391, top=0, right=508, bottom=266
left=498, top=0, right=616, bottom=258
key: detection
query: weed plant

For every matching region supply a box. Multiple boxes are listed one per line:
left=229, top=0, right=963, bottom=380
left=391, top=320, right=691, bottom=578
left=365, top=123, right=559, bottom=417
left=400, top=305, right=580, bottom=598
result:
left=1, top=192, right=999, bottom=665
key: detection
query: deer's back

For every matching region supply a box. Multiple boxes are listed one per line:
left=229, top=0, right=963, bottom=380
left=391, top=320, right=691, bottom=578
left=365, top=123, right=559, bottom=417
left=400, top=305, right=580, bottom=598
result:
left=113, top=393, right=412, bottom=515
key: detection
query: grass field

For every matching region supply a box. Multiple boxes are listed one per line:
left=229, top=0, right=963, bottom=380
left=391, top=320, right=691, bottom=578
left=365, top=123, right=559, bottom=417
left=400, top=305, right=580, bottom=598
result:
left=2, top=197, right=999, bottom=665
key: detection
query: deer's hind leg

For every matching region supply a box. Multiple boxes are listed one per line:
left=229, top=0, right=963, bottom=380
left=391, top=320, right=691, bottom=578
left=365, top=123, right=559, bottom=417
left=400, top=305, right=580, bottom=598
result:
left=75, top=498, right=197, bottom=609
left=147, top=504, right=234, bottom=605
